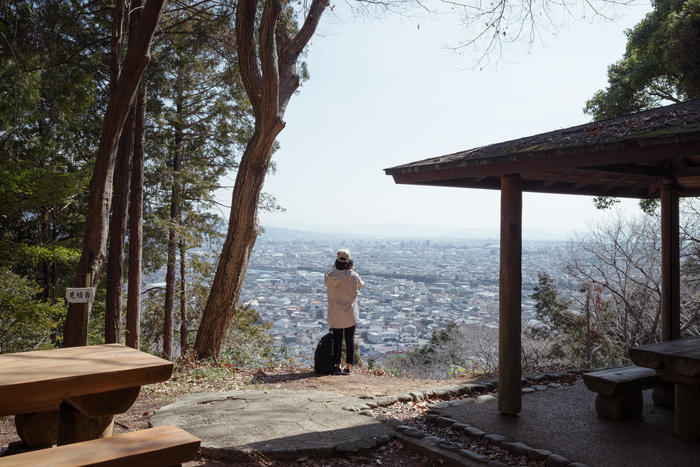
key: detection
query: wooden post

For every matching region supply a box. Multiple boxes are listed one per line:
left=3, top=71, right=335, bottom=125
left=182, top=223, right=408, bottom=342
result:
left=499, top=174, right=522, bottom=415
left=661, top=183, right=680, bottom=341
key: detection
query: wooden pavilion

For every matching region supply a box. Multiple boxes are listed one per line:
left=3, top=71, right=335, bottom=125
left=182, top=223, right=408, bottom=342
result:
left=384, top=99, right=700, bottom=415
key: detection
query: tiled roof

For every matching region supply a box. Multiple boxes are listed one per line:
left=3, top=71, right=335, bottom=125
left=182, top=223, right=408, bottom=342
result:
left=385, top=100, right=700, bottom=198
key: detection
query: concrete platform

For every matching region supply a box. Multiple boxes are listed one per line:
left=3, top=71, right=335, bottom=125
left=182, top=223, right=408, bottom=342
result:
left=150, top=390, right=395, bottom=462
left=434, top=380, right=700, bottom=466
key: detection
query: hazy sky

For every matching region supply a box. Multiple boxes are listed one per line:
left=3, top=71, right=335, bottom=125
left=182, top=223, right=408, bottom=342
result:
left=216, top=1, right=654, bottom=240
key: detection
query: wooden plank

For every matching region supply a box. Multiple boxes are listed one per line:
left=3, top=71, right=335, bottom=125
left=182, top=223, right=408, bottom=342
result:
left=498, top=174, right=522, bottom=415
left=583, top=366, right=661, bottom=396
left=0, top=344, right=172, bottom=416
left=0, top=425, right=201, bottom=467
left=630, top=336, right=700, bottom=378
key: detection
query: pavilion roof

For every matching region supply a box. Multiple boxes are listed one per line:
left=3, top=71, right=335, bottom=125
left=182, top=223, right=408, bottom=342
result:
left=385, top=99, right=700, bottom=198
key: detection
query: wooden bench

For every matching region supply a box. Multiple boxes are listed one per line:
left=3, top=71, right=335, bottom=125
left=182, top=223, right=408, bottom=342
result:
left=583, top=365, right=662, bottom=421
left=0, top=425, right=200, bottom=467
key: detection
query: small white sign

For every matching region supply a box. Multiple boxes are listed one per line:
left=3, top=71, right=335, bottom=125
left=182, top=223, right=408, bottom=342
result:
left=66, top=287, right=96, bottom=303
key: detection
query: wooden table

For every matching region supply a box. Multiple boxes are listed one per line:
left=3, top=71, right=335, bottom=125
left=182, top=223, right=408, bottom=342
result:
left=630, top=336, right=700, bottom=440
left=0, top=344, right=173, bottom=448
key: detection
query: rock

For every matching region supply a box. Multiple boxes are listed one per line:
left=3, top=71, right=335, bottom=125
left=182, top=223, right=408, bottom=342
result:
left=568, top=463, right=590, bottom=467
left=546, top=454, right=571, bottom=466
left=357, top=437, right=377, bottom=450
left=424, top=390, right=436, bottom=399
left=434, top=417, right=457, bottom=426
left=476, top=394, right=496, bottom=404
left=334, top=441, right=360, bottom=453
left=384, top=417, right=403, bottom=428
left=453, top=422, right=469, bottom=429
left=488, top=460, right=509, bottom=466
left=359, top=410, right=374, bottom=417
left=360, top=393, right=376, bottom=399
left=460, top=448, right=491, bottom=463
left=377, top=433, right=393, bottom=445
left=533, top=385, right=549, bottom=391
left=404, top=427, right=425, bottom=439
left=409, top=391, right=425, bottom=402
left=532, top=374, right=548, bottom=382
left=432, top=401, right=450, bottom=409
left=397, top=394, right=413, bottom=403
left=463, top=426, right=486, bottom=439
left=466, top=383, right=490, bottom=393
left=546, top=371, right=569, bottom=379
left=434, top=388, right=450, bottom=399
left=377, top=396, right=398, bottom=407
left=424, top=414, right=440, bottom=422
left=479, top=378, right=498, bottom=390
left=438, top=441, right=462, bottom=452
left=521, top=387, right=536, bottom=394
left=423, top=435, right=444, bottom=446
left=527, top=448, right=553, bottom=460
left=395, top=425, right=411, bottom=433
left=449, top=399, right=467, bottom=406
left=501, top=441, right=530, bottom=455
left=483, top=433, right=509, bottom=445
left=547, top=382, right=563, bottom=389
left=447, top=385, right=463, bottom=396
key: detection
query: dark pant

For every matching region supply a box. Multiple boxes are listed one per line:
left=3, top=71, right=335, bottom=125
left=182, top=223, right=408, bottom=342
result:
left=331, top=325, right=355, bottom=365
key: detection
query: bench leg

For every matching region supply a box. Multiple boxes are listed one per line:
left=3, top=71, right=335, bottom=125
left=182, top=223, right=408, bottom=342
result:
left=14, top=410, right=60, bottom=448
left=595, top=392, right=643, bottom=421
left=652, top=383, right=675, bottom=408
left=57, top=401, right=114, bottom=445
left=675, top=383, right=700, bottom=441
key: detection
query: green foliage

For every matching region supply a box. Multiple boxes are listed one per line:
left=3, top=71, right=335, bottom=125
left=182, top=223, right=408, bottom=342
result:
left=586, top=0, right=699, bottom=213
left=525, top=273, right=625, bottom=367
left=584, top=0, right=699, bottom=121
left=592, top=196, right=620, bottom=211
left=387, top=322, right=490, bottom=379
left=222, top=305, right=275, bottom=367
left=13, top=243, right=80, bottom=267
left=0, top=267, right=66, bottom=353
left=527, top=273, right=571, bottom=339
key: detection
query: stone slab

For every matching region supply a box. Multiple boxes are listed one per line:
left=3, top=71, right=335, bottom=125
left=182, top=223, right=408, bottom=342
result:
left=151, top=390, right=394, bottom=461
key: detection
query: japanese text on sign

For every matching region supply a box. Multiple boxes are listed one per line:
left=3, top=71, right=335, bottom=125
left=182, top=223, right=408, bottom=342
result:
left=65, top=287, right=96, bottom=303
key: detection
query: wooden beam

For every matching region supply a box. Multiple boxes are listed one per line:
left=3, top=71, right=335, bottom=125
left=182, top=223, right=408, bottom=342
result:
left=388, top=139, right=700, bottom=185
left=499, top=174, right=522, bottom=415
left=661, top=183, right=681, bottom=341
left=543, top=169, right=575, bottom=187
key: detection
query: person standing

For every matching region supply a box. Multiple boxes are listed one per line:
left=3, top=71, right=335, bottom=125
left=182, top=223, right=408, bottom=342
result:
left=324, top=249, right=364, bottom=375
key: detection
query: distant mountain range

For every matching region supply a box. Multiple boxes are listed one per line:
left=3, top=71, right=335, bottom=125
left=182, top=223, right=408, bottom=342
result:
left=259, top=224, right=572, bottom=242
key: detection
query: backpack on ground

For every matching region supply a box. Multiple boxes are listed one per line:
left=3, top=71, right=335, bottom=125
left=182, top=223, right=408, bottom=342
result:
left=314, top=331, right=335, bottom=374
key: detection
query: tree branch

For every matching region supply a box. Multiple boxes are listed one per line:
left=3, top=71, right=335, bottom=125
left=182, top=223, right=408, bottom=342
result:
left=236, top=0, right=263, bottom=114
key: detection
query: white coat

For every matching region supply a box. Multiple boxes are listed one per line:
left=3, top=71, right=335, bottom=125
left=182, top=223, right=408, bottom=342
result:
left=324, top=267, right=364, bottom=329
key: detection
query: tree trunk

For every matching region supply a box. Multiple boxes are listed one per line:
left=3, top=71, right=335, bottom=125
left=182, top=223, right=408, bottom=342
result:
left=63, top=0, right=167, bottom=347
left=105, top=108, right=135, bottom=343
left=126, top=84, right=146, bottom=349
left=193, top=0, right=328, bottom=360
left=179, top=242, right=188, bottom=355
left=163, top=94, right=183, bottom=360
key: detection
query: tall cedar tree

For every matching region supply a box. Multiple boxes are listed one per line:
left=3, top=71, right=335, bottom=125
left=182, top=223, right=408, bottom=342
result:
left=144, top=6, right=250, bottom=358
left=64, top=0, right=167, bottom=346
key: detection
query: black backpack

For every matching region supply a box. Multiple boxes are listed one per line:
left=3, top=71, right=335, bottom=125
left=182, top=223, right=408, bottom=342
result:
left=314, top=331, right=335, bottom=374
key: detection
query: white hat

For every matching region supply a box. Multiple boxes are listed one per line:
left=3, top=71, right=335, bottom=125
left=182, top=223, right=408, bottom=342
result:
left=336, top=249, right=351, bottom=263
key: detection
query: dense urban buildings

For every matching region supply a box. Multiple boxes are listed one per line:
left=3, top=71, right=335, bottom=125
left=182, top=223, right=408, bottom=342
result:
left=239, top=230, right=569, bottom=364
